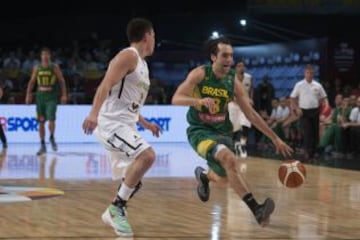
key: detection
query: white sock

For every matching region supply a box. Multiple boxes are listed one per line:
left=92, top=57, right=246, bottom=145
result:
left=118, top=183, right=135, bottom=201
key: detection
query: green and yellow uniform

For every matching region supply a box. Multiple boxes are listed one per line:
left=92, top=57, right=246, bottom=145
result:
left=36, top=63, right=58, bottom=121
left=319, top=106, right=351, bottom=151
left=187, top=66, right=235, bottom=177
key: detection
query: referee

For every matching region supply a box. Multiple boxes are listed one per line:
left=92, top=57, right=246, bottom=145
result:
left=290, top=64, right=328, bottom=160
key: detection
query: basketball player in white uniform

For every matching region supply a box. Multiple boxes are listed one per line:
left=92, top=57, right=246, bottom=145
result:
left=228, top=60, right=253, bottom=159
left=82, top=18, right=161, bottom=237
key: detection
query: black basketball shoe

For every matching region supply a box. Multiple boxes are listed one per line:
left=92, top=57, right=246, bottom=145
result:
left=194, top=166, right=210, bottom=202
left=255, top=198, right=275, bottom=227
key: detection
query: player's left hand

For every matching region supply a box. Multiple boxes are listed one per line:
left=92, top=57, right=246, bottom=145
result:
left=60, top=95, right=67, bottom=104
left=146, top=123, right=162, bottom=137
left=82, top=114, right=97, bottom=135
left=272, top=137, right=293, bottom=158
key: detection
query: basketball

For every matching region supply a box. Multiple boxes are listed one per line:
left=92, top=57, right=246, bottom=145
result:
left=278, top=160, right=306, bottom=188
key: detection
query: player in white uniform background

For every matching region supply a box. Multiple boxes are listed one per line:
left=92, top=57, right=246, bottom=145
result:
left=228, top=60, right=253, bottom=158
left=82, top=18, right=161, bottom=237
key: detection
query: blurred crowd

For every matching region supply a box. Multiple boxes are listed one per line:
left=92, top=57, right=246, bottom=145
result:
left=0, top=33, right=171, bottom=105
left=254, top=87, right=360, bottom=159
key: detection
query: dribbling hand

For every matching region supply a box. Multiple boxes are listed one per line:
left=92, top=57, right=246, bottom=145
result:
left=82, top=115, right=97, bottom=135
left=272, top=137, right=294, bottom=158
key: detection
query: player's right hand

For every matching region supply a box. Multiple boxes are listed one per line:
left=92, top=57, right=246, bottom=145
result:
left=199, top=97, right=216, bottom=113
left=272, top=137, right=294, bottom=158
left=82, top=115, right=97, bottom=135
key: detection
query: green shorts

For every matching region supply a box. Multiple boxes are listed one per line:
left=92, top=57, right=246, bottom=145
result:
left=187, top=126, right=234, bottom=177
left=36, top=99, right=57, bottom=122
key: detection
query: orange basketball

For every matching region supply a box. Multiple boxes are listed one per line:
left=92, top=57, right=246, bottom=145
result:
left=278, top=160, right=306, bottom=188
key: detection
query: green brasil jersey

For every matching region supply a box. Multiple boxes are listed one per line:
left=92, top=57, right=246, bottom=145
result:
left=187, top=65, right=235, bottom=134
left=36, top=63, right=58, bottom=100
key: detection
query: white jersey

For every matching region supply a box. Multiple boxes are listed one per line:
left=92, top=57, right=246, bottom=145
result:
left=290, top=79, right=327, bottom=109
left=242, top=72, right=252, bottom=97
left=98, top=47, right=150, bottom=133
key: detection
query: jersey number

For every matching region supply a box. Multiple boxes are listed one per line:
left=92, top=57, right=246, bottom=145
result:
left=209, top=98, right=221, bottom=114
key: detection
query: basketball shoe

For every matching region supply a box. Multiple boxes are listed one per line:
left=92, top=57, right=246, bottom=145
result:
left=255, top=198, right=275, bottom=227
left=37, top=144, right=46, bottom=156
left=50, top=136, right=58, bottom=151
left=101, top=204, right=133, bottom=237
left=194, top=166, right=210, bottom=202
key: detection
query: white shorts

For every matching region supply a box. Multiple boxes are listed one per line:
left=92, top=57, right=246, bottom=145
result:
left=228, top=101, right=251, bottom=131
left=94, top=124, right=151, bottom=181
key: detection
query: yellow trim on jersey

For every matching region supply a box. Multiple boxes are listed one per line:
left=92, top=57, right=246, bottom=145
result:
left=197, top=139, right=216, bottom=158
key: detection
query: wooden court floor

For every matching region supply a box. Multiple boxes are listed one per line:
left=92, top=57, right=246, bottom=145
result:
left=0, top=143, right=359, bottom=240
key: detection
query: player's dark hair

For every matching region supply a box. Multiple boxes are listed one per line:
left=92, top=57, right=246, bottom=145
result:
left=126, top=18, right=153, bottom=43
left=203, top=36, right=231, bottom=61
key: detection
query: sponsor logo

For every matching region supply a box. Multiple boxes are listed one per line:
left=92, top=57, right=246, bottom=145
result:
left=198, top=112, right=226, bottom=123
left=0, top=116, right=38, bottom=132
left=137, top=117, right=171, bottom=131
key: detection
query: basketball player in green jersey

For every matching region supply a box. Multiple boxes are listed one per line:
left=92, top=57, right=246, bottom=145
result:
left=172, top=37, right=293, bottom=227
left=25, top=47, right=67, bottom=155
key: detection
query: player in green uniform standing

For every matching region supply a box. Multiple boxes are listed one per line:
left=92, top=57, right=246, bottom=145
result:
left=25, top=47, right=67, bottom=155
left=172, top=37, right=293, bottom=227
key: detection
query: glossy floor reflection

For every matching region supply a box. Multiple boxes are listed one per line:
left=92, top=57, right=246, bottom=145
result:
left=0, top=143, right=359, bottom=240
left=0, top=143, right=207, bottom=180
left=249, top=144, right=360, bottom=171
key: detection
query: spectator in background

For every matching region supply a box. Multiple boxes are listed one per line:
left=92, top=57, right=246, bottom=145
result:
left=351, top=82, right=360, bottom=97
left=290, top=64, right=329, bottom=161
left=2, top=51, right=21, bottom=81
left=147, top=78, right=167, bottom=104
left=22, top=51, right=39, bottom=76
left=342, top=96, right=360, bottom=157
left=282, top=98, right=302, bottom=150
left=319, top=99, right=333, bottom=139
left=20, top=51, right=39, bottom=90
left=0, top=70, right=13, bottom=103
left=68, top=73, right=85, bottom=104
left=349, top=95, right=357, bottom=109
left=318, top=96, right=350, bottom=157
left=254, top=75, right=275, bottom=145
left=255, top=75, right=275, bottom=115
left=82, top=52, right=103, bottom=81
